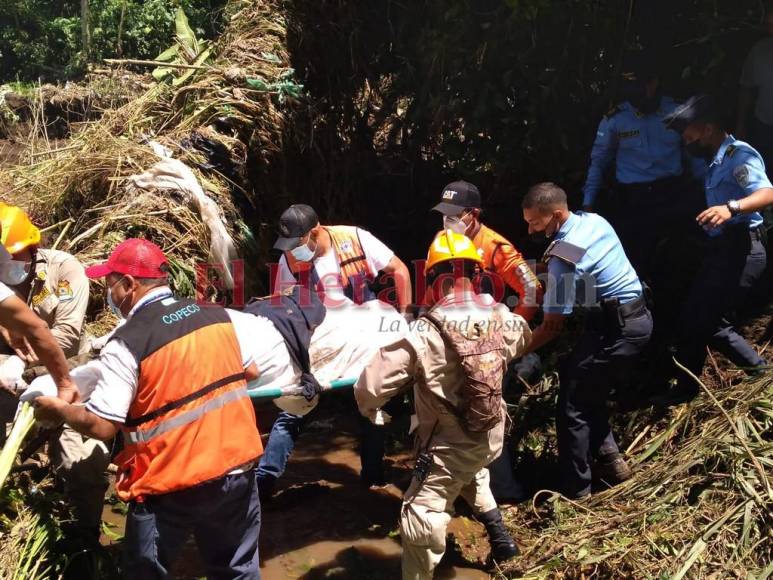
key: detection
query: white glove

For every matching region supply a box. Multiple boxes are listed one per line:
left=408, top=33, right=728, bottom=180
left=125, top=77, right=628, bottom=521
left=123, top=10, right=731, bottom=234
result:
left=19, top=374, right=57, bottom=403
left=0, top=355, right=26, bottom=392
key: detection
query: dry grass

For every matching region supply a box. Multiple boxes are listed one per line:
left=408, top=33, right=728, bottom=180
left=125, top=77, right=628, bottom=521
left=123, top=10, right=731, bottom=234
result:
left=499, top=371, right=773, bottom=579
left=0, top=0, right=297, bottom=294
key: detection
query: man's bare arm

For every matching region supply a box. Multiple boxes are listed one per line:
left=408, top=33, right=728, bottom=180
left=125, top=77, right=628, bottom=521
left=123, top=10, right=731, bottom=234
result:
left=0, top=295, right=77, bottom=400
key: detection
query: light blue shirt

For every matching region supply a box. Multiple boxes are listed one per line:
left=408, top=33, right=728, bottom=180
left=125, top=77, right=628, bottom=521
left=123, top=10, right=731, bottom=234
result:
left=703, top=135, right=767, bottom=237
left=543, top=212, right=642, bottom=315
left=583, top=97, right=683, bottom=207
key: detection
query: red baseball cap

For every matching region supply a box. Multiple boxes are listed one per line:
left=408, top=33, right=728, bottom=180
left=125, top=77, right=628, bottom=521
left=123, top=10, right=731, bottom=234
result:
left=86, top=238, right=169, bottom=279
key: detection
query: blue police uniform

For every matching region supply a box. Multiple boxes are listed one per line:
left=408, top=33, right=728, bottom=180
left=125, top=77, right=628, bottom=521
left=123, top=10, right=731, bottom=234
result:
left=672, top=136, right=768, bottom=392
left=583, top=97, right=683, bottom=207
left=543, top=212, right=653, bottom=498
left=582, top=96, right=698, bottom=279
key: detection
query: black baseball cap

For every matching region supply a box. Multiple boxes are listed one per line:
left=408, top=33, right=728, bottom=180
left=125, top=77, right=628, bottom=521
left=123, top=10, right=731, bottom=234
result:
left=663, top=94, right=717, bottom=133
left=274, top=204, right=319, bottom=251
left=432, top=181, right=482, bottom=215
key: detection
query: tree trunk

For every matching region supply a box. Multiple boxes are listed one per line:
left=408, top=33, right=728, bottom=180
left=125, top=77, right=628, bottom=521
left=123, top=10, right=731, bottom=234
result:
left=81, top=0, right=90, bottom=61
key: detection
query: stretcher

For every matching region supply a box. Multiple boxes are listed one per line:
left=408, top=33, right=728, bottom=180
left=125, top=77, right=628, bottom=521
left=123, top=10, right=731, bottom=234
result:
left=247, top=377, right=357, bottom=401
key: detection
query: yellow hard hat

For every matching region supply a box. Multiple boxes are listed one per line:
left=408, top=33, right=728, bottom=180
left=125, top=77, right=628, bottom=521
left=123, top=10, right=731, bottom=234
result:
left=426, top=229, right=483, bottom=272
left=0, top=203, right=41, bottom=254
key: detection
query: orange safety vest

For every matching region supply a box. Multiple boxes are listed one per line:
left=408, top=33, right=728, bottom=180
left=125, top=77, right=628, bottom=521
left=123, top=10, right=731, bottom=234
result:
left=109, top=297, right=262, bottom=501
left=286, top=225, right=374, bottom=289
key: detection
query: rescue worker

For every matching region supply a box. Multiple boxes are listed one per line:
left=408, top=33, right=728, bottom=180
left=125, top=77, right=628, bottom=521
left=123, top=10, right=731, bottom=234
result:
left=522, top=182, right=653, bottom=499
left=31, top=239, right=264, bottom=579
left=581, top=57, right=689, bottom=279
left=431, top=180, right=542, bottom=322
left=272, top=203, right=412, bottom=311
left=0, top=203, right=107, bottom=547
left=431, top=180, right=542, bottom=502
left=355, top=230, right=532, bottom=579
left=655, top=96, right=770, bottom=405
left=0, top=243, right=76, bottom=402
left=267, top=203, right=413, bottom=490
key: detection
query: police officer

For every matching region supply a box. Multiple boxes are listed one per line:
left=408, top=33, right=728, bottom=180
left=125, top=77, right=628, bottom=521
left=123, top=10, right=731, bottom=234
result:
left=656, top=95, right=770, bottom=405
left=522, top=182, right=653, bottom=499
left=581, top=57, right=689, bottom=279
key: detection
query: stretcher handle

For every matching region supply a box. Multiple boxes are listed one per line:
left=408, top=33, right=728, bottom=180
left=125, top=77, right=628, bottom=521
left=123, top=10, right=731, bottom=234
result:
left=247, top=377, right=357, bottom=400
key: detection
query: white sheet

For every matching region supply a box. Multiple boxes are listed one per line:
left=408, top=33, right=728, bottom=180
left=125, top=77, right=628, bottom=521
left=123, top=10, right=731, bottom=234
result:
left=258, top=298, right=409, bottom=415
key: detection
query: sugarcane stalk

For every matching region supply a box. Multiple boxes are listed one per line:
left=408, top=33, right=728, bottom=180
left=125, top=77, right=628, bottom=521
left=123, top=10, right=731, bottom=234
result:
left=0, top=402, right=37, bottom=492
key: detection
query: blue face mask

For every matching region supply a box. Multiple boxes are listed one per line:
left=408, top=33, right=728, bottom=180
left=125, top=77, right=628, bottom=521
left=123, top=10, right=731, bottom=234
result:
left=107, top=277, right=128, bottom=319
left=0, top=260, right=31, bottom=286
left=290, top=237, right=317, bottom=262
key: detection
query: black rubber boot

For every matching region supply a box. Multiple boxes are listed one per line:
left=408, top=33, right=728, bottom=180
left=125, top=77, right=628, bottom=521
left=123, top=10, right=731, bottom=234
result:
left=478, top=508, right=519, bottom=562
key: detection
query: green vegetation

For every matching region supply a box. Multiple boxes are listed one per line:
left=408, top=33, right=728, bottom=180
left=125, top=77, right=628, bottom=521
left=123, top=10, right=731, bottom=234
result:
left=0, top=0, right=228, bottom=82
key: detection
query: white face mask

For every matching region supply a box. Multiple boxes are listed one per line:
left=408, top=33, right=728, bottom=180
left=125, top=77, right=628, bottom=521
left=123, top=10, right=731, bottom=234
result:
left=443, top=214, right=469, bottom=235
left=290, top=237, right=316, bottom=262
left=0, top=260, right=31, bottom=286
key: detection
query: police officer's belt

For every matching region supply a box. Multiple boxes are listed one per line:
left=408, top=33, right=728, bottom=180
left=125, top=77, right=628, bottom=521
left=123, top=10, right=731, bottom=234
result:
left=614, top=175, right=683, bottom=207
left=594, top=294, right=647, bottom=328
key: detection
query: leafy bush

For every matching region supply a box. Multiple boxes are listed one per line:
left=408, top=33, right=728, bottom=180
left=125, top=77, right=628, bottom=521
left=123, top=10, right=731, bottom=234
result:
left=0, top=0, right=227, bottom=82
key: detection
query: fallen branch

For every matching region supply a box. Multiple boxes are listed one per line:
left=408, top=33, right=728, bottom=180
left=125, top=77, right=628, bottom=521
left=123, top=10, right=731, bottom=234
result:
left=104, top=58, right=210, bottom=71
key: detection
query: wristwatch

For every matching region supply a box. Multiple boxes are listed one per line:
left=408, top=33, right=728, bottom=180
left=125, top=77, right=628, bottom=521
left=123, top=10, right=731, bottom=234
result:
left=726, top=199, right=742, bottom=216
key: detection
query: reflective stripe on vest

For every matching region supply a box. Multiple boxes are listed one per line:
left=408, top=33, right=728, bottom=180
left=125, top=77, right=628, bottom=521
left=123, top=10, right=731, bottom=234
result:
left=110, top=299, right=262, bottom=500
left=125, top=375, right=246, bottom=444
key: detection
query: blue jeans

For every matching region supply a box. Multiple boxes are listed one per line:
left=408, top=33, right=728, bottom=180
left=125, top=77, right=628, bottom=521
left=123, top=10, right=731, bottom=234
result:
left=123, top=471, right=261, bottom=579
left=255, top=411, right=307, bottom=492
left=256, top=408, right=391, bottom=490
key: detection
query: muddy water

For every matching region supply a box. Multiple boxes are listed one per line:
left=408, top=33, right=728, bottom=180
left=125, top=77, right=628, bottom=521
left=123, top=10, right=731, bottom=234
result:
left=101, top=395, right=493, bottom=579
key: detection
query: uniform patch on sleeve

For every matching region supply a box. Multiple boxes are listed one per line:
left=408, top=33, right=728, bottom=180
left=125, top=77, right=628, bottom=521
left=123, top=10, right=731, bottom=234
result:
left=57, top=280, right=74, bottom=301
left=733, top=165, right=750, bottom=188
left=31, top=286, right=51, bottom=307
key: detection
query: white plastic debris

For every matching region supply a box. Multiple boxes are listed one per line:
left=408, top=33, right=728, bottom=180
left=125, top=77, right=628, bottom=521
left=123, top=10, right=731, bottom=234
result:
left=127, top=143, right=237, bottom=288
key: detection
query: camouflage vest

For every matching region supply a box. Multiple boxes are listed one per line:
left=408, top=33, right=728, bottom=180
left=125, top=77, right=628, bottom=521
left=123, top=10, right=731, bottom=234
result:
left=422, top=310, right=507, bottom=433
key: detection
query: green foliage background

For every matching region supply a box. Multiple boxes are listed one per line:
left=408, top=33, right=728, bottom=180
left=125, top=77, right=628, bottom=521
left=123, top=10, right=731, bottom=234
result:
left=0, top=0, right=227, bottom=81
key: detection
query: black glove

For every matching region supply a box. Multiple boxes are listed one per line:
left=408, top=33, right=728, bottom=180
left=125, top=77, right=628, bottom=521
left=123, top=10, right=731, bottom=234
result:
left=300, top=372, right=322, bottom=402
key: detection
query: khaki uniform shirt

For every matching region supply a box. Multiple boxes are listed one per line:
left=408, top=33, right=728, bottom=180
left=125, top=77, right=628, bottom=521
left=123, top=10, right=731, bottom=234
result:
left=356, top=291, right=531, bottom=460
left=16, top=249, right=89, bottom=357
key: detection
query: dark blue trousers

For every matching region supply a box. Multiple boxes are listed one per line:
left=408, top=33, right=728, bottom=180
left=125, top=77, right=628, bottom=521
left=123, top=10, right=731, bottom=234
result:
left=675, top=227, right=766, bottom=379
left=123, top=471, right=261, bottom=580
left=558, top=306, right=653, bottom=498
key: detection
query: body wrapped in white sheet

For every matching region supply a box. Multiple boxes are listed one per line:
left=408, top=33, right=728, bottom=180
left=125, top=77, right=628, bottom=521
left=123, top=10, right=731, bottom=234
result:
left=253, top=297, right=408, bottom=415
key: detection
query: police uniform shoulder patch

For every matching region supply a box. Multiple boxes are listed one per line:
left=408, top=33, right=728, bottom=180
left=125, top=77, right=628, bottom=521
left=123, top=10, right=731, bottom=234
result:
left=733, top=164, right=750, bottom=188
left=57, top=280, right=74, bottom=302
left=542, top=240, right=587, bottom=265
